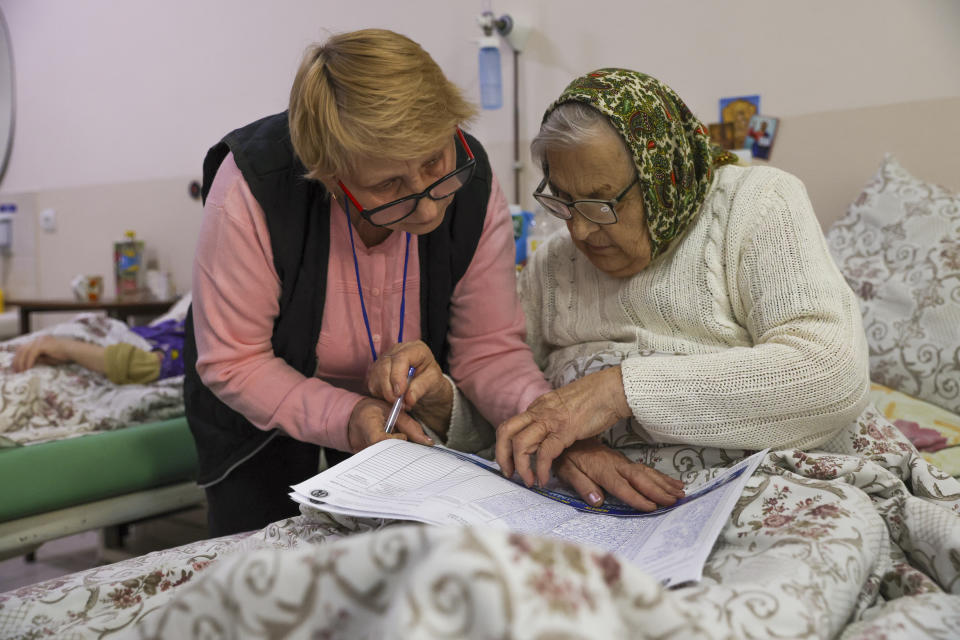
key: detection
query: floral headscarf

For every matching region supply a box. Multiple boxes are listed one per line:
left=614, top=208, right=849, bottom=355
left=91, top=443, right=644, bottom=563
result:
left=544, top=68, right=738, bottom=258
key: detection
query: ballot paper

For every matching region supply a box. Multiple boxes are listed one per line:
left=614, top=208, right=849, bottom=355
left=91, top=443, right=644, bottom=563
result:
left=290, top=440, right=768, bottom=586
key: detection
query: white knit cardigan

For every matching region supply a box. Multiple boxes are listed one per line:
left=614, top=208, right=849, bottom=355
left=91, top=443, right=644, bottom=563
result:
left=512, top=164, right=870, bottom=452
left=440, top=166, right=870, bottom=456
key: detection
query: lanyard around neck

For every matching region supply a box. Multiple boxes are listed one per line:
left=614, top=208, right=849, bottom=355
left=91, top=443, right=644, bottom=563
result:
left=342, top=198, right=411, bottom=362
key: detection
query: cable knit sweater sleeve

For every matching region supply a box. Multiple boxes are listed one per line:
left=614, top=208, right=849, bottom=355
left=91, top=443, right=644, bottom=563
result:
left=619, top=168, right=870, bottom=450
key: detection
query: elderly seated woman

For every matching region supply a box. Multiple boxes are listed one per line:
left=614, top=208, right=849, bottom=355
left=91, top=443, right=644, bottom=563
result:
left=495, top=69, right=870, bottom=510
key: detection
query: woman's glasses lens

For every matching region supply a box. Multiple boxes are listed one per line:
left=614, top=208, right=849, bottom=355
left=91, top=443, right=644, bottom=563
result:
left=429, top=164, right=475, bottom=199
left=576, top=202, right=617, bottom=224
left=535, top=195, right=572, bottom=220
left=368, top=200, right=417, bottom=226
left=369, top=164, right=475, bottom=225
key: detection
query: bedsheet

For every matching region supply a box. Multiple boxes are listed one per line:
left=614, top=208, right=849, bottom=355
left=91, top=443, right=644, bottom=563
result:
left=1, top=405, right=958, bottom=639
left=0, top=314, right=183, bottom=445
left=868, top=382, right=960, bottom=477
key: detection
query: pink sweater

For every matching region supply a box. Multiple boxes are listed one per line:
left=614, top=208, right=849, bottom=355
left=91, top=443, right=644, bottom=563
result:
left=193, top=153, right=550, bottom=452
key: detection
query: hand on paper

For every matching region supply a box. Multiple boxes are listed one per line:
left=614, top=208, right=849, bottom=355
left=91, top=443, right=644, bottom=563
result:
left=346, top=396, right=434, bottom=453
left=366, top=340, right=453, bottom=436
left=554, top=438, right=684, bottom=511
left=495, top=365, right=632, bottom=487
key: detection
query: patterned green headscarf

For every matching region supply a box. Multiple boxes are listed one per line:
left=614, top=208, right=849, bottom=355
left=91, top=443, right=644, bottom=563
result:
left=544, top=68, right=738, bottom=258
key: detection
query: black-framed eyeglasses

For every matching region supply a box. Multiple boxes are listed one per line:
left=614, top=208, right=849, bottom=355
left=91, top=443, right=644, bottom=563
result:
left=533, top=174, right=639, bottom=225
left=338, top=128, right=477, bottom=227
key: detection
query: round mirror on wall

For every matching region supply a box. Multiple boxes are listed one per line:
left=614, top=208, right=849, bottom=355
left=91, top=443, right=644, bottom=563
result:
left=0, top=8, right=13, bottom=186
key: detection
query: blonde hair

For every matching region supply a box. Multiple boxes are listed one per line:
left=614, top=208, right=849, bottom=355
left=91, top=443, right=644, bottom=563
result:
left=289, top=29, right=477, bottom=181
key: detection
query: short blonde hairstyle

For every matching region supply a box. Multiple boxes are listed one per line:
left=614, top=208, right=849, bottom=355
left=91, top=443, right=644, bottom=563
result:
left=289, top=29, right=477, bottom=181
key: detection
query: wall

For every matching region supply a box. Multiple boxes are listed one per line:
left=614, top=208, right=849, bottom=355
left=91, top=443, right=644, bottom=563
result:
left=0, top=0, right=958, bottom=303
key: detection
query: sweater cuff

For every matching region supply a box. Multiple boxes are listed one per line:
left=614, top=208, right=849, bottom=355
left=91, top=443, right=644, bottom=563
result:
left=104, top=343, right=161, bottom=385
left=435, top=374, right=496, bottom=458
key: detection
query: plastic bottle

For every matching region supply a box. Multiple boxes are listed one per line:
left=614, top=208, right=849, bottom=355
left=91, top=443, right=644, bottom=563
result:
left=114, top=230, right=145, bottom=299
left=509, top=204, right=535, bottom=267
left=527, top=206, right=565, bottom=258
left=478, top=35, right=502, bottom=110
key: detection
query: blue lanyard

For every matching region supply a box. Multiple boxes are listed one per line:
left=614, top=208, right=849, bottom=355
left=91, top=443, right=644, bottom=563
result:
left=343, top=198, right=411, bottom=362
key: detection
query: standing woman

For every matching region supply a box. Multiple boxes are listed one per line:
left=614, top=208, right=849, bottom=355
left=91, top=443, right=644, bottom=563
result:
left=185, top=29, right=552, bottom=536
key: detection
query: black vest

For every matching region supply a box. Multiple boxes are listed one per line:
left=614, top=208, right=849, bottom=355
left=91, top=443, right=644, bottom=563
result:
left=184, top=112, right=491, bottom=485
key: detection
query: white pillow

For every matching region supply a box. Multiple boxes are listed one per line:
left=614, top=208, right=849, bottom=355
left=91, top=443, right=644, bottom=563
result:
left=826, top=155, right=960, bottom=414
left=148, top=292, right=192, bottom=326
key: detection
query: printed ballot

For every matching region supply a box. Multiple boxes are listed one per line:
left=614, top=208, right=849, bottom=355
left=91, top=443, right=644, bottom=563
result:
left=291, top=440, right=767, bottom=586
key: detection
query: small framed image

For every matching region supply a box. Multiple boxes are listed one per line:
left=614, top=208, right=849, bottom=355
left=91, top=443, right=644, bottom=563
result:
left=719, top=95, right=760, bottom=149
left=745, top=115, right=779, bottom=160
left=707, top=122, right=737, bottom=150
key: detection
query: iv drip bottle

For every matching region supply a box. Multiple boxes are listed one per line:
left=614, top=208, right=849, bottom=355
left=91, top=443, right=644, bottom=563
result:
left=478, top=35, right=502, bottom=110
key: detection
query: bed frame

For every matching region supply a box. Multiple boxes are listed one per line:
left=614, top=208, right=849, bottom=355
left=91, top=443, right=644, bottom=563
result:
left=0, top=417, right=203, bottom=560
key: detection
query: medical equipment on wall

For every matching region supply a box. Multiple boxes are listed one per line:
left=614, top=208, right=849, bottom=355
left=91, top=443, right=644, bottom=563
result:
left=477, top=7, right=530, bottom=204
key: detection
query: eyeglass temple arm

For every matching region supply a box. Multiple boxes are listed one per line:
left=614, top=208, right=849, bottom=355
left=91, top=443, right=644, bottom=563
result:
left=337, top=181, right=366, bottom=212
left=456, top=128, right=475, bottom=160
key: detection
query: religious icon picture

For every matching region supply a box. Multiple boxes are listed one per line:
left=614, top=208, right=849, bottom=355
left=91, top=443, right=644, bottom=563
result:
left=707, top=122, right=737, bottom=150
left=745, top=115, right=779, bottom=160
left=719, top=95, right=760, bottom=150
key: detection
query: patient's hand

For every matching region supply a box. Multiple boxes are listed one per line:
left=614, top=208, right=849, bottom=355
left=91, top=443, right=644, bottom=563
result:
left=495, top=366, right=632, bottom=487
left=12, top=336, right=75, bottom=371
left=346, top=396, right=435, bottom=453
left=366, top=340, right=453, bottom=437
left=554, top=438, right=685, bottom=511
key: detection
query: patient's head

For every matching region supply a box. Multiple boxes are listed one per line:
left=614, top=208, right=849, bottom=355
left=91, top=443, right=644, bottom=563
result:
left=532, top=69, right=737, bottom=276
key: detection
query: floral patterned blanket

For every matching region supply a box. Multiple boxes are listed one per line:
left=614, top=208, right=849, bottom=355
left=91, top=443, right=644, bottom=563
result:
left=0, top=314, right=184, bottom=446
left=1, top=406, right=958, bottom=639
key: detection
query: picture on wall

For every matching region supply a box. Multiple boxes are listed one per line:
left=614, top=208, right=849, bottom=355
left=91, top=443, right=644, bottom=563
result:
left=707, top=122, right=737, bottom=150
left=719, top=95, right=760, bottom=150
left=746, top=115, right=779, bottom=160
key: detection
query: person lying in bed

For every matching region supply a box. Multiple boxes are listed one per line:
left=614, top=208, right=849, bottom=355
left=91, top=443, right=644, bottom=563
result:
left=11, top=319, right=184, bottom=384
left=493, top=69, right=870, bottom=509
left=10, top=294, right=190, bottom=384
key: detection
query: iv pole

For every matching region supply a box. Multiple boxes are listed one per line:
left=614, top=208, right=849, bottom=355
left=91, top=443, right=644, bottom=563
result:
left=478, top=11, right=529, bottom=205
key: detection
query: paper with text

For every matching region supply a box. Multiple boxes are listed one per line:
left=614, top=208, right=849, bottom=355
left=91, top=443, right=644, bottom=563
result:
left=290, top=440, right=767, bottom=585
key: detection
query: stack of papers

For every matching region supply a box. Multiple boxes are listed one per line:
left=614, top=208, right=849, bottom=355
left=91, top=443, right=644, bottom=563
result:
left=291, top=440, right=767, bottom=586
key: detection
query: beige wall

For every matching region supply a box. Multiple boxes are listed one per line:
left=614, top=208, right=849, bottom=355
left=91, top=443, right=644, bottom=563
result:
left=31, top=178, right=202, bottom=301
left=0, top=0, right=958, bottom=304
left=762, top=97, right=960, bottom=231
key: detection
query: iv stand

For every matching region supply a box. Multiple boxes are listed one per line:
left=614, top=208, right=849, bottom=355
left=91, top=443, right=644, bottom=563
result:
left=479, top=11, right=528, bottom=205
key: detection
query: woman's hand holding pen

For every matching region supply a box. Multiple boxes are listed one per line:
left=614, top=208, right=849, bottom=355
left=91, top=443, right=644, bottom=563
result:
left=367, top=340, right=453, bottom=437
left=346, top=396, right=432, bottom=453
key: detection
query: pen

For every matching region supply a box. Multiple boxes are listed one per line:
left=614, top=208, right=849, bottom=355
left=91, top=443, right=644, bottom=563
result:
left=384, top=366, right=415, bottom=434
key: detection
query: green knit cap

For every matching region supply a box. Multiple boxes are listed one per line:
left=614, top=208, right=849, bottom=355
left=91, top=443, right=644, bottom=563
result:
left=544, top=68, right=738, bottom=258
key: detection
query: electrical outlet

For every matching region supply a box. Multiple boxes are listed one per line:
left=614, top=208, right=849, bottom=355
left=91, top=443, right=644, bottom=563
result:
left=40, top=208, right=56, bottom=232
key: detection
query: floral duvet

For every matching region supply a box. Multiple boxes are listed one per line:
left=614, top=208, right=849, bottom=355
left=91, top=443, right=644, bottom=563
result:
left=0, top=314, right=183, bottom=446
left=1, top=405, right=958, bottom=639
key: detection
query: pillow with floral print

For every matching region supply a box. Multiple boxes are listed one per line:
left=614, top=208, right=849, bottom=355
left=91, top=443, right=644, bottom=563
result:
left=826, top=154, right=960, bottom=414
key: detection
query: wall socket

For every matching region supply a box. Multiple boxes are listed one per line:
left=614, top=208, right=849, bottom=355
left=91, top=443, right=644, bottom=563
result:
left=40, top=208, right=56, bottom=233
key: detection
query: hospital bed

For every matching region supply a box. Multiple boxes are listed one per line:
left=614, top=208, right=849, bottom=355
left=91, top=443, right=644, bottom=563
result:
left=0, top=417, right=201, bottom=560
left=0, top=300, right=202, bottom=560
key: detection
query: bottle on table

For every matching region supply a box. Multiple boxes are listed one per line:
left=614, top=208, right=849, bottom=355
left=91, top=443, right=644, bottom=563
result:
left=114, top=230, right=145, bottom=299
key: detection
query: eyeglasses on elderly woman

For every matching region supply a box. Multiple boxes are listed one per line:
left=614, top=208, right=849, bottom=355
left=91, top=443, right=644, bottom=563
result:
left=337, top=128, right=477, bottom=227
left=533, top=174, right=639, bottom=225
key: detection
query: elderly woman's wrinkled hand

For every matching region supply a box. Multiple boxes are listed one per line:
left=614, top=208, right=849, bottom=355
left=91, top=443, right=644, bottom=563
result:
left=554, top=438, right=684, bottom=511
left=495, top=366, right=632, bottom=487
